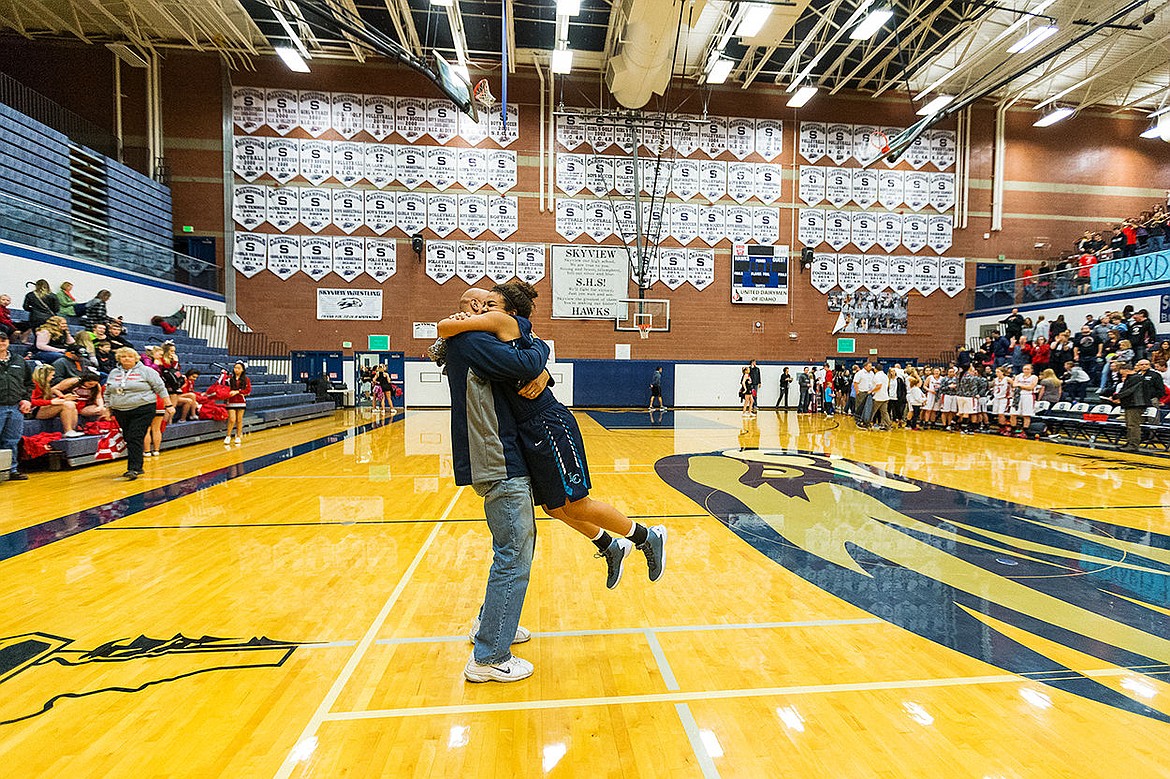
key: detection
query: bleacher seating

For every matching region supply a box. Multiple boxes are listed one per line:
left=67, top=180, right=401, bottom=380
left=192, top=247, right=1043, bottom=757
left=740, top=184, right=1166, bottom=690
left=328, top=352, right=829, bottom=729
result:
left=8, top=308, right=339, bottom=468
left=0, top=102, right=72, bottom=254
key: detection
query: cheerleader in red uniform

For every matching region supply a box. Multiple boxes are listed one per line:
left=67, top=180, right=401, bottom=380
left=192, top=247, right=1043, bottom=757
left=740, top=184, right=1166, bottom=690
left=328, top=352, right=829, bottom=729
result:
left=224, top=361, right=251, bottom=445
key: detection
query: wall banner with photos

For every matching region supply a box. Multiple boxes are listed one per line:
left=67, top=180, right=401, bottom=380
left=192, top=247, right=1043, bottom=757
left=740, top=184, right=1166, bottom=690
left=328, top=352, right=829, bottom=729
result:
left=550, top=244, right=631, bottom=319
left=828, top=290, right=909, bottom=334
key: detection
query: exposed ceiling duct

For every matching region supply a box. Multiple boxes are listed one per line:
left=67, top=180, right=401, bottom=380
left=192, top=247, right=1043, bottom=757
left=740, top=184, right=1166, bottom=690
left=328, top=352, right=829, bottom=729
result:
left=605, top=0, right=707, bottom=109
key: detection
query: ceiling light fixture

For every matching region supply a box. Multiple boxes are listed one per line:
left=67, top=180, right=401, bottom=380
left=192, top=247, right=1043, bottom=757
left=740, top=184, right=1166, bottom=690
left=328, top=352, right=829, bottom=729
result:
left=1033, top=106, right=1074, bottom=127
left=736, top=3, right=773, bottom=38
left=786, top=85, right=819, bottom=108
left=557, top=0, right=581, bottom=15
left=706, top=56, right=735, bottom=85
left=274, top=10, right=311, bottom=59
left=850, top=7, right=894, bottom=40
left=275, top=46, right=310, bottom=73
left=1007, top=24, right=1058, bottom=54
left=916, top=95, right=953, bottom=116
left=551, top=46, right=574, bottom=75
left=431, top=0, right=453, bottom=6
left=1139, top=122, right=1160, bottom=138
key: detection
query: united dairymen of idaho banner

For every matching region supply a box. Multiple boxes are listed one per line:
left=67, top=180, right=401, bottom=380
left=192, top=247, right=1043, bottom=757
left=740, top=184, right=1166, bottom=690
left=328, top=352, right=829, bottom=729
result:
left=1091, top=251, right=1170, bottom=293
left=731, top=243, right=789, bottom=305
left=551, top=244, right=631, bottom=319
left=317, top=288, right=383, bottom=320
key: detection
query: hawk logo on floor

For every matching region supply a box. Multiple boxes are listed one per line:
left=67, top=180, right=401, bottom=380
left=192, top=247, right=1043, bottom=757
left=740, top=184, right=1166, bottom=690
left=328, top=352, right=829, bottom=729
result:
left=0, top=632, right=301, bottom=726
left=655, top=449, right=1170, bottom=723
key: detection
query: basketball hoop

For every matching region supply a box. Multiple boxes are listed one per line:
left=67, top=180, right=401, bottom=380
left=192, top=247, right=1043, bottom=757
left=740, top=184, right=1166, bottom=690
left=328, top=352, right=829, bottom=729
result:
left=635, top=312, right=653, bottom=339
left=637, top=322, right=652, bottom=340
left=870, top=130, right=890, bottom=156
left=472, top=79, right=497, bottom=112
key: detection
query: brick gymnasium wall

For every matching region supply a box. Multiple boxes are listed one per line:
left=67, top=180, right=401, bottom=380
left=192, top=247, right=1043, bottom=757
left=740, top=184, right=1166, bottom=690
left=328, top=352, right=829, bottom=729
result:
left=4, top=44, right=1168, bottom=361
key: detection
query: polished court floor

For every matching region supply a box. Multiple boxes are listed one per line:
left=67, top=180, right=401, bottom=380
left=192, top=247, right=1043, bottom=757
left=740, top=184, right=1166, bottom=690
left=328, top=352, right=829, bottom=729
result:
left=2, top=407, right=1169, bottom=778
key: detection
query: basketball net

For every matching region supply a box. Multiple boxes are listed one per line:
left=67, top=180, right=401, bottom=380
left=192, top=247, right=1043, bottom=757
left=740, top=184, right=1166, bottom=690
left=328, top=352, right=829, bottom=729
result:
left=473, top=79, right=497, bottom=111
left=637, top=323, right=651, bottom=340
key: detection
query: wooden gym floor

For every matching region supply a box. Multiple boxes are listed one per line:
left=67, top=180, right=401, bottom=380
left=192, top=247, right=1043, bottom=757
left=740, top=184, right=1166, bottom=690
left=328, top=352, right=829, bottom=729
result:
left=1, top=407, right=1168, bottom=778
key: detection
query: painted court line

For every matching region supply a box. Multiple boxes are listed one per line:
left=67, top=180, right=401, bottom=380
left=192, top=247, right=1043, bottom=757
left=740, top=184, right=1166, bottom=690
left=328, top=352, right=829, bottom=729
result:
left=271, top=486, right=460, bottom=779
left=675, top=703, right=722, bottom=779
left=645, top=630, right=680, bottom=691
left=321, top=667, right=1149, bottom=722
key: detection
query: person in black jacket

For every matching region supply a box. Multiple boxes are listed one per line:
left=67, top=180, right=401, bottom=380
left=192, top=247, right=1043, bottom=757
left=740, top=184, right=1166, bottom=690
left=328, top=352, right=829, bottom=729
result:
left=0, top=330, right=33, bottom=481
left=22, top=279, right=58, bottom=331
left=104, top=320, right=134, bottom=351
left=748, top=360, right=761, bottom=412
left=1127, top=309, right=1157, bottom=361
left=1000, top=308, right=1025, bottom=340
left=83, top=290, right=113, bottom=330
left=1112, top=359, right=1166, bottom=452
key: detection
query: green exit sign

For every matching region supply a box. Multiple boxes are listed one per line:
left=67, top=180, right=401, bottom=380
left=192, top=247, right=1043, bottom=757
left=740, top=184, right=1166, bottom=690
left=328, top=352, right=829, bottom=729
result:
left=181, top=225, right=194, bottom=233
left=368, top=335, right=390, bottom=351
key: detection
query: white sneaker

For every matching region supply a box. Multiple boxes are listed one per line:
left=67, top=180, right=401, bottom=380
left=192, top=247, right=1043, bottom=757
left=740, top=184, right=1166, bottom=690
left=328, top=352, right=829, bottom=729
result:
left=224, top=436, right=232, bottom=445
left=63, top=430, right=84, bottom=438
left=463, top=653, right=533, bottom=683
left=233, top=436, right=242, bottom=444
left=467, top=616, right=531, bottom=645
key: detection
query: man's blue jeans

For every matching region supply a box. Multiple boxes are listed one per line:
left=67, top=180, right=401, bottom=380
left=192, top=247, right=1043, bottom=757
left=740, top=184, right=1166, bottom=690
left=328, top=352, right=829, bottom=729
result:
left=0, top=405, right=23, bottom=473
left=472, top=476, right=536, bottom=664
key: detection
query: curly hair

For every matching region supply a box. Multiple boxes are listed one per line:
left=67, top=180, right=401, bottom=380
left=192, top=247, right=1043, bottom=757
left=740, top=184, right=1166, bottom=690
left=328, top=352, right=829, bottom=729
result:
left=491, top=281, right=538, bottom=318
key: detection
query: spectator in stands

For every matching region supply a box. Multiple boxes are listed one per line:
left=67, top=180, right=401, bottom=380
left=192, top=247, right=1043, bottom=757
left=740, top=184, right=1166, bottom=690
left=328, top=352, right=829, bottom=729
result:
left=23, top=280, right=58, bottom=331
left=1000, top=308, right=1025, bottom=340
left=55, top=371, right=107, bottom=423
left=1048, top=314, right=1068, bottom=339
left=55, top=282, right=80, bottom=317
left=72, top=330, right=99, bottom=371
left=1152, top=340, right=1170, bottom=367
left=956, top=345, right=972, bottom=371
left=1112, top=360, right=1165, bottom=452
left=1076, top=253, right=1097, bottom=294
left=1128, top=309, right=1157, bottom=361
left=223, top=361, right=251, bottom=444
left=1063, top=361, right=1090, bottom=403
left=83, top=290, right=113, bottom=331
left=1030, top=336, right=1051, bottom=375
left=1020, top=318, right=1036, bottom=342
left=31, top=316, right=74, bottom=362
left=0, top=294, right=17, bottom=339
left=1075, top=231, right=1094, bottom=253
left=1032, top=315, right=1049, bottom=343
left=992, top=331, right=1011, bottom=366
left=93, top=340, right=116, bottom=375
left=105, top=320, right=133, bottom=351
left=0, top=330, right=33, bottom=481
left=1121, top=220, right=1139, bottom=256
left=1108, top=226, right=1125, bottom=259
left=1150, top=205, right=1168, bottom=253
left=1101, top=360, right=1125, bottom=398
left=1036, top=369, right=1062, bottom=404
left=30, top=365, right=84, bottom=438
left=51, top=344, right=87, bottom=382
left=1073, top=325, right=1104, bottom=384
left=175, top=369, right=201, bottom=422
left=156, top=342, right=193, bottom=425
left=106, top=347, right=173, bottom=480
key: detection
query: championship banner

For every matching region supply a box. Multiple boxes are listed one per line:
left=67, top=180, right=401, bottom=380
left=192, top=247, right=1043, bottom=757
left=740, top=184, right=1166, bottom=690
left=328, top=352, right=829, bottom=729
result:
left=889, top=255, right=915, bottom=294
left=586, top=113, right=615, bottom=151
left=298, top=188, right=331, bottom=232
left=877, top=212, right=903, bottom=252
left=798, top=166, right=826, bottom=206
left=395, top=192, right=426, bottom=236
left=459, top=109, right=490, bottom=145
left=660, top=248, right=688, bottom=290
left=364, top=144, right=395, bottom=188
left=725, top=205, right=753, bottom=244
left=298, top=90, right=331, bottom=137
left=672, top=158, right=700, bottom=201
left=755, top=164, right=782, bottom=204
left=427, top=193, right=457, bottom=237
left=265, top=89, right=299, bottom=135
left=914, top=255, right=940, bottom=295
left=613, top=200, right=637, bottom=240
left=837, top=254, right=863, bottom=293
left=332, top=236, right=364, bottom=282
left=232, top=185, right=266, bottom=230
left=686, top=248, right=715, bottom=290
left=798, top=121, right=826, bottom=163
left=395, top=97, right=427, bottom=142
left=488, top=105, right=520, bottom=147
left=731, top=243, right=789, bottom=305
left=904, top=171, right=930, bottom=211
left=233, top=136, right=265, bottom=182
left=674, top=115, right=703, bottom=157
left=300, top=236, right=333, bottom=281
left=364, top=238, right=397, bottom=282
left=878, top=169, right=904, bottom=210
left=363, top=95, right=396, bottom=141
left=427, top=146, right=457, bottom=190
left=457, top=148, right=488, bottom=191
left=727, top=162, right=755, bottom=203
left=906, top=133, right=931, bottom=169
left=456, top=241, right=487, bottom=284
left=929, top=172, right=955, bottom=212
left=755, top=119, right=783, bottom=161
left=939, top=256, right=966, bottom=297
left=487, top=150, right=517, bottom=192
left=555, top=109, right=586, bottom=150
left=700, top=116, right=727, bottom=157
left=902, top=213, right=928, bottom=253
left=615, top=158, right=637, bottom=197
left=852, top=124, right=881, bottom=165
left=556, top=199, right=584, bottom=240
left=458, top=194, right=489, bottom=239
left=698, top=204, right=725, bottom=246
left=299, top=139, right=331, bottom=186
left=427, top=98, right=459, bottom=144
left=317, top=288, right=382, bottom=320
left=551, top=244, right=630, bottom=319
left=232, top=233, right=266, bottom=278
left=825, top=167, right=851, bottom=209
left=266, top=137, right=299, bottom=183
left=265, top=186, right=298, bottom=231
left=825, top=124, right=853, bottom=165
left=395, top=145, right=426, bottom=190
left=331, top=93, right=363, bottom=139
left=425, top=240, right=457, bottom=283
left=331, top=189, right=363, bottom=234
left=516, top=243, right=546, bottom=284
left=851, top=212, right=877, bottom=252
left=584, top=200, right=614, bottom=242
left=753, top=207, right=779, bottom=246
left=810, top=253, right=837, bottom=293
left=267, top=235, right=301, bottom=280
left=927, top=214, right=954, bottom=254
left=699, top=160, right=727, bottom=201
left=726, top=117, right=755, bottom=160
left=488, top=195, right=518, bottom=239
left=825, top=210, right=852, bottom=251
left=365, top=190, right=396, bottom=235
left=332, top=141, right=364, bottom=187
left=671, top=203, right=699, bottom=245
left=851, top=168, right=878, bottom=209
left=232, top=87, right=265, bottom=132
left=930, top=130, right=957, bottom=170
left=485, top=242, right=517, bottom=283
left=586, top=155, right=615, bottom=196
left=863, top=254, right=890, bottom=292
left=798, top=208, right=825, bottom=248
